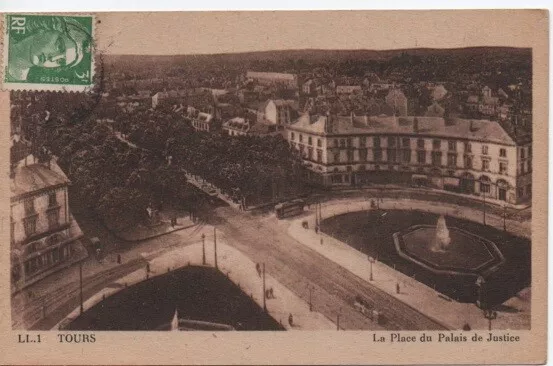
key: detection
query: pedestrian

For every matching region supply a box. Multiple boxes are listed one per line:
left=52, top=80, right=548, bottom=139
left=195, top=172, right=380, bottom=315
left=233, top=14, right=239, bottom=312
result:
left=314, top=226, right=319, bottom=234
left=256, top=263, right=261, bottom=277
left=288, top=313, right=293, bottom=326
left=117, top=254, right=121, bottom=264
left=146, top=263, right=151, bottom=273
left=265, top=289, right=270, bottom=299
left=269, top=287, right=274, bottom=299
left=320, top=238, right=323, bottom=245
left=396, top=282, right=400, bottom=294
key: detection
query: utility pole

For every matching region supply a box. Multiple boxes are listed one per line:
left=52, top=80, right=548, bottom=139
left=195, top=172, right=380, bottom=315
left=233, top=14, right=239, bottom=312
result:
left=262, top=263, right=267, bottom=312
left=482, top=192, right=486, bottom=225
left=79, top=262, right=84, bottom=315
left=503, top=205, right=507, bottom=232
left=214, top=227, right=218, bottom=269
left=307, top=284, right=313, bottom=312
left=201, top=233, right=206, bottom=265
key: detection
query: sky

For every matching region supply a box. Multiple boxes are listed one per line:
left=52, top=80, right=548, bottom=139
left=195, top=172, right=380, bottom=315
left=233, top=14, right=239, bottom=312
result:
left=94, top=10, right=546, bottom=55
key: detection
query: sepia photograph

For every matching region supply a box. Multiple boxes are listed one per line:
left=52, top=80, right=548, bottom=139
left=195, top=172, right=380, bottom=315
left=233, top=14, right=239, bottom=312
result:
left=0, top=9, right=548, bottom=365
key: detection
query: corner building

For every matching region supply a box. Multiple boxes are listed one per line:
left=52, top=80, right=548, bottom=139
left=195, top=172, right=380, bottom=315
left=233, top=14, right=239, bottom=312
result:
left=287, top=114, right=531, bottom=205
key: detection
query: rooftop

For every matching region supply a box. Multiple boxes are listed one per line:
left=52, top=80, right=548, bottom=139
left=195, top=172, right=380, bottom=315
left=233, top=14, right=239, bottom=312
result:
left=289, top=114, right=517, bottom=145
left=11, top=156, right=70, bottom=198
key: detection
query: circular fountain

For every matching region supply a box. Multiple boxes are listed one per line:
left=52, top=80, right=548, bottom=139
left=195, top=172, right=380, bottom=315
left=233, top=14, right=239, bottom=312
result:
left=393, top=215, right=505, bottom=277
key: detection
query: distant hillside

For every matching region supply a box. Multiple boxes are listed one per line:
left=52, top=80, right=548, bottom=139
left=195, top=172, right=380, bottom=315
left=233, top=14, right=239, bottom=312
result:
left=105, top=46, right=530, bottom=65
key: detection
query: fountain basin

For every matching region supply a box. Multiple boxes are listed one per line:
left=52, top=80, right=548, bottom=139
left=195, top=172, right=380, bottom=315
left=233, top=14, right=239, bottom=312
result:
left=393, top=225, right=505, bottom=277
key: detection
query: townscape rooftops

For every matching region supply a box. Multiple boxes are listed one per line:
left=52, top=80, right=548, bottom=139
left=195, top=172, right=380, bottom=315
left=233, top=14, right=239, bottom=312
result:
left=246, top=71, right=297, bottom=81
left=289, top=113, right=516, bottom=145
left=11, top=156, right=70, bottom=198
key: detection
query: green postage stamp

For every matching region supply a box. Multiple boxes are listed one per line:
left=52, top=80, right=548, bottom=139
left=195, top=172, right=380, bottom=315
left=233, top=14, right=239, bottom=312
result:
left=2, top=14, right=94, bottom=91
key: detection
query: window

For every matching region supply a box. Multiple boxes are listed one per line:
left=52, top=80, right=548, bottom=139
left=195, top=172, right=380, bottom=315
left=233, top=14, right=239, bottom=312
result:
left=359, top=136, right=367, bottom=147
left=331, top=175, right=343, bottom=184
left=317, top=139, right=322, bottom=147
left=388, top=136, right=397, bottom=148
left=347, top=150, right=354, bottom=162
left=526, top=183, right=532, bottom=196
left=402, top=149, right=411, bottom=163
left=499, top=162, right=508, bottom=175
left=48, top=192, right=57, bottom=207
left=499, top=148, right=506, bottom=157
left=374, top=148, right=382, bottom=162
left=480, top=177, right=491, bottom=194
left=402, top=137, right=410, bottom=148
left=317, top=150, right=322, bottom=162
left=448, top=140, right=456, bottom=151
left=464, top=155, right=473, bottom=169
left=308, top=137, right=312, bottom=146
left=47, top=208, right=60, bottom=230
left=23, top=216, right=37, bottom=237
left=359, top=149, right=368, bottom=161
left=417, top=139, right=425, bottom=149
left=373, top=137, right=381, bottom=148
left=528, top=145, right=532, bottom=158
left=482, top=145, right=489, bottom=155
left=464, top=142, right=472, bottom=153
left=308, top=147, right=314, bottom=160
left=346, top=138, right=352, bottom=147
left=517, top=187, right=524, bottom=198
left=346, top=166, right=352, bottom=172
left=432, top=139, right=441, bottom=150
left=334, top=139, right=339, bottom=147
left=333, top=152, right=340, bottom=163
left=387, top=149, right=397, bottom=163
left=340, top=139, right=346, bottom=148
left=417, top=151, right=426, bottom=164
left=481, top=159, right=490, bottom=171
left=24, top=199, right=35, bottom=216
left=447, top=153, right=457, bottom=167
left=374, top=165, right=380, bottom=170
left=431, top=151, right=442, bottom=166
left=299, top=134, right=303, bottom=143
left=520, top=148, right=525, bottom=159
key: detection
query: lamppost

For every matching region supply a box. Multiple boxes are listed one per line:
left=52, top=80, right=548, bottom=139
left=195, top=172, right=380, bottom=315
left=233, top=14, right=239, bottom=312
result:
left=79, top=262, right=84, bottom=315
left=503, top=204, right=507, bottom=232
left=307, top=284, right=314, bottom=312
left=213, top=227, right=218, bottom=269
left=201, top=233, right=206, bottom=265
left=475, top=275, right=485, bottom=309
left=482, top=192, right=487, bottom=225
left=262, top=263, right=267, bottom=312
left=483, top=309, right=498, bottom=331
left=368, top=256, right=375, bottom=281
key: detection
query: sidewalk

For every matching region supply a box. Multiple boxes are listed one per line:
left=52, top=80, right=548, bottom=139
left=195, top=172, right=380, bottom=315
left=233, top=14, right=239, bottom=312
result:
left=285, top=198, right=531, bottom=330
left=56, top=234, right=336, bottom=331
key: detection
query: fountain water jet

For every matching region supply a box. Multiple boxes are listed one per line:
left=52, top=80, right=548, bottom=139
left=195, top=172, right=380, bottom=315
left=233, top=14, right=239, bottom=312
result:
left=431, top=215, right=451, bottom=252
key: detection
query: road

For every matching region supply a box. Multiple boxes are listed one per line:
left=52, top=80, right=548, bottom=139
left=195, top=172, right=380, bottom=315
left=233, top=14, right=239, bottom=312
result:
left=211, top=205, right=447, bottom=330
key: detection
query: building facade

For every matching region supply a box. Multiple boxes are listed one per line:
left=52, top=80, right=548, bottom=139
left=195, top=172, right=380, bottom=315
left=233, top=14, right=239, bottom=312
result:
left=287, top=114, right=531, bottom=205
left=11, top=157, right=87, bottom=291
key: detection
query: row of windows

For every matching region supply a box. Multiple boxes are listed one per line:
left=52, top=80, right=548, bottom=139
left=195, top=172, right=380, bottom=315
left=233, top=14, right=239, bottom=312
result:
left=325, top=149, right=508, bottom=173
left=290, top=133, right=511, bottom=158
left=23, top=193, right=58, bottom=215
left=19, top=207, right=61, bottom=238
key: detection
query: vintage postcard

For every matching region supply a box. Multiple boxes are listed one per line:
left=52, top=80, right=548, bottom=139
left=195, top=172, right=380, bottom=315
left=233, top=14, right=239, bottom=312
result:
left=0, top=10, right=548, bottom=365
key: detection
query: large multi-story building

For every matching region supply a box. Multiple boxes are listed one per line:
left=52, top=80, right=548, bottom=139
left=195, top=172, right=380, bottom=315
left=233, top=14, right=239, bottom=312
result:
left=246, top=71, right=298, bottom=89
left=287, top=113, right=531, bottom=205
left=10, top=155, right=87, bottom=291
